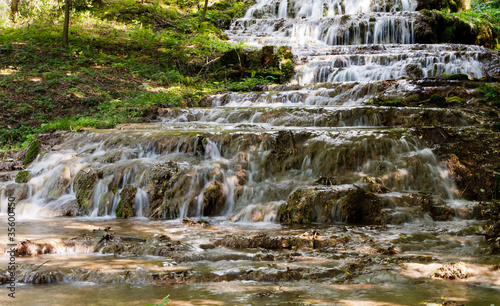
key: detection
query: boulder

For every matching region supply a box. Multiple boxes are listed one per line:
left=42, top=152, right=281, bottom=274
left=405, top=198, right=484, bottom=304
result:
left=432, top=262, right=472, bottom=279
left=278, top=185, right=355, bottom=224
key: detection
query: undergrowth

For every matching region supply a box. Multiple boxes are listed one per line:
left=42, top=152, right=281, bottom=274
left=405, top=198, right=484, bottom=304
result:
left=455, top=0, right=500, bottom=49
left=0, top=0, right=263, bottom=150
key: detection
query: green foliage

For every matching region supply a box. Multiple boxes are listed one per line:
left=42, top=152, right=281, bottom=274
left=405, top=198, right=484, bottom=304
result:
left=227, top=76, right=272, bottom=92
left=23, top=140, right=41, bottom=165
left=476, top=83, right=500, bottom=100
left=455, top=0, right=500, bottom=49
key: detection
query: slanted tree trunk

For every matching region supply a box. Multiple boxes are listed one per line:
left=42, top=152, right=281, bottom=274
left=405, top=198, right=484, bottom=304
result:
left=63, top=0, right=70, bottom=46
left=200, top=0, right=209, bottom=23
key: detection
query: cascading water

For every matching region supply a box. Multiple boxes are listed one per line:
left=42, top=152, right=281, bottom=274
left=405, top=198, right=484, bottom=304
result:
left=1, top=0, right=496, bottom=222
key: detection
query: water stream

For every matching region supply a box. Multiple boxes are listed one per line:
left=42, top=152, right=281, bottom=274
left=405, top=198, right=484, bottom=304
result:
left=1, top=0, right=499, bottom=304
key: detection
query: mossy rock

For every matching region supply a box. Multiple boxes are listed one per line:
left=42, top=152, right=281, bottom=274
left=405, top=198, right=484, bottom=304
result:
left=115, top=184, right=137, bottom=218
left=278, top=186, right=354, bottom=224
left=23, top=140, right=40, bottom=166
left=446, top=73, right=469, bottom=80
left=405, top=64, right=423, bottom=79
left=430, top=94, right=447, bottom=107
left=15, top=170, right=31, bottom=183
left=73, top=170, right=99, bottom=215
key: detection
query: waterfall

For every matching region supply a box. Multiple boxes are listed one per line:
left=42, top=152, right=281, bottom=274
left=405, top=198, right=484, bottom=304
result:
left=1, top=0, right=496, bottom=223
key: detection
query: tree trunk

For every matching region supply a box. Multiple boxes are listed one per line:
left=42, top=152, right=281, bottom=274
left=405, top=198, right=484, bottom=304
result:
left=11, top=0, right=19, bottom=14
left=200, top=0, right=209, bottom=23
left=63, top=0, right=70, bottom=46
left=11, top=0, right=19, bottom=21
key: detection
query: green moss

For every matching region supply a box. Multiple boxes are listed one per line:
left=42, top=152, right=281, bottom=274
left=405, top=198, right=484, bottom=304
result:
left=430, top=94, right=447, bottom=107
left=15, top=170, right=31, bottom=183
left=377, top=100, right=405, bottom=107
left=446, top=73, right=469, bottom=80
left=445, top=96, right=464, bottom=105
left=23, top=140, right=40, bottom=165
left=493, top=123, right=500, bottom=132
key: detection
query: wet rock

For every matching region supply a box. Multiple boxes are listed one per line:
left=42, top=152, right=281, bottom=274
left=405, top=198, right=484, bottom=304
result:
left=15, top=240, right=54, bottom=256
left=362, top=176, right=390, bottom=194
left=236, top=169, right=248, bottom=185
left=199, top=244, right=216, bottom=250
left=147, top=162, right=182, bottom=219
left=214, top=232, right=343, bottom=251
left=278, top=185, right=354, bottom=224
left=22, top=272, right=64, bottom=284
left=432, top=262, right=472, bottom=279
left=202, top=180, right=225, bottom=216
left=73, top=169, right=99, bottom=215
left=405, top=64, right=423, bottom=79
left=473, top=201, right=500, bottom=253
left=266, top=130, right=302, bottom=172
left=55, top=200, right=81, bottom=217
left=156, top=234, right=171, bottom=242
left=2, top=183, right=30, bottom=203
left=417, top=127, right=500, bottom=201
left=339, top=188, right=385, bottom=224
left=182, top=217, right=211, bottom=227
left=314, top=176, right=353, bottom=186
left=419, top=195, right=454, bottom=221
left=378, top=246, right=399, bottom=255
left=233, top=185, right=244, bottom=203
left=115, top=184, right=137, bottom=218
left=0, top=171, right=15, bottom=181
